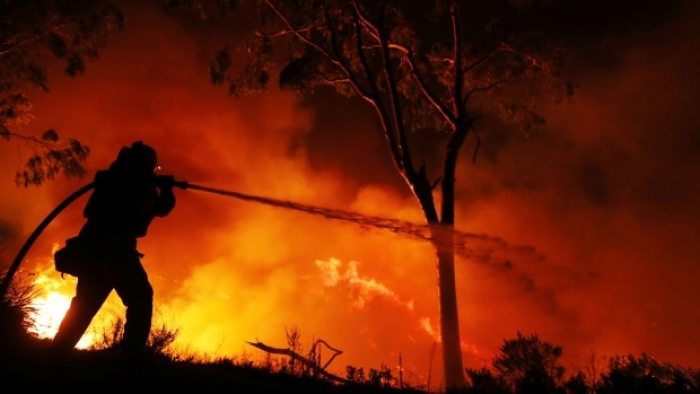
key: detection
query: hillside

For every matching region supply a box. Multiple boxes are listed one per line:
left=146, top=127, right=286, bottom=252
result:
left=2, top=341, right=423, bottom=393
left=0, top=294, right=423, bottom=393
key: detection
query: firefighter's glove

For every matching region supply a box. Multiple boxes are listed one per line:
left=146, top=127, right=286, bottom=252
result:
left=156, top=175, right=176, bottom=189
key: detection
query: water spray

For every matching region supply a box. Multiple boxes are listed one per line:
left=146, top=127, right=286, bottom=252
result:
left=1, top=178, right=548, bottom=299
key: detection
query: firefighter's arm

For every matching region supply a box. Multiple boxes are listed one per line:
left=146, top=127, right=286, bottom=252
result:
left=83, top=171, right=109, bottom=219
left=152, top=175, right=176, bottom=217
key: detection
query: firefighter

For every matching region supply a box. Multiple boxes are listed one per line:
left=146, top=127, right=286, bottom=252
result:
left=52, top=141, right=176, bottom=357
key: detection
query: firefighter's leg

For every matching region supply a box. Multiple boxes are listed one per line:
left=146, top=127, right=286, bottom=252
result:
left=52, top=275, right=112, bottom=352
left=114, top=255, right=153, bottom=354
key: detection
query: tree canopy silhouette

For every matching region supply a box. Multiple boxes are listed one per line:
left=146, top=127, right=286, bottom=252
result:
left=0, top=0, right=123, bottom=186
left=492, top=332, right=565, bottom=394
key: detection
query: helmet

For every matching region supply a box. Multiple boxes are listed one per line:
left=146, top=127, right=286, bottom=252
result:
left=111, top=140, right=159, bottom=175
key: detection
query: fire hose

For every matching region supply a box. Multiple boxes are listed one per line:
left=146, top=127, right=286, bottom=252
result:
left=0, top=179, right=246, bottom=298
left=1, top=178, right=441, bottom=299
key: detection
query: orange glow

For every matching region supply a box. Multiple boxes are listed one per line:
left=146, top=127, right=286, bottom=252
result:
left=29, top=291, right=70, bottom=340
left=26, top=260, right=125, bottom=350
left=2, top=2, right=700, bottom=389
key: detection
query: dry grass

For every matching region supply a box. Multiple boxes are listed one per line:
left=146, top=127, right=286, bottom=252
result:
left=0, top=278, right=423, bottom=393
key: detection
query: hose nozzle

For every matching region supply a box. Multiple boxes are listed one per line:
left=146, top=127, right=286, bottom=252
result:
left=174, top=180, right=189, bottom=189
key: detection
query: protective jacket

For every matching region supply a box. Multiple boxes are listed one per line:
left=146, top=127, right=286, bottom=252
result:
left=79, top=170, right=175, bottom=250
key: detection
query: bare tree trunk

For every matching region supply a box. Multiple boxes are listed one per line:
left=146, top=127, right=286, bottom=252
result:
left=413, top=171, right=466, bottom=391
left=431, top=224, right=465, bottom=391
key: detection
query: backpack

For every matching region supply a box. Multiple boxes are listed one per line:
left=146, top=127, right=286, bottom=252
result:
left=53, top=237, right=91, bottom=277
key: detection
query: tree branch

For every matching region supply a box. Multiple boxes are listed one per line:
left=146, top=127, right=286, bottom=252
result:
left=351, top=2, right=403, bottom=171
left=323, top=6, right=358, bottom=87
left=263, top=0, right=372, bottom=101
left=353, top=1, right=439, bottom=221
left=262, top=26, right=312, bottom=38
left=376, top=1, right=415, bottom=176
left=246, top=340, right=349, bottom=384
left=461, top=45, right=501, bottom=74
left=499, top=42, right=548, bottom=72
left=464, top=75, right=516, bottom=103
left=315, top=72, right=351, bottom=83
left=314, top=339, right=344, bottom=371
left=366, top=43, right=458, bottom=128
left=4, top=131, right=52, bottom=148
left=0, top=33, right=40, bottom=57
left=353, top=3, right=380, bottom=38
left=451, top=1, right=463, bottom=117
left=352, top=5, right=455, bottom=128
left=441, top=1, right=470, bottom=227
left=405, top=50, right=456, bottom=127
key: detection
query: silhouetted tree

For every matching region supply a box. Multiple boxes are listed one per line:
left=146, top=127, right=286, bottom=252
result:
left=492, top=332, right=565, bottom=394
left=187, top=1, right=571, bottom=389
left=0, top=0, right=123, bottom=186
left=468, top=334, right=595, bottom=394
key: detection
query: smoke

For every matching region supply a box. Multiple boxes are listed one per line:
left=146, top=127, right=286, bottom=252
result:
left=450, top=2, right=700, bottom=368
left=0, top=220, right=18, bottom=254
left=1, top=0, right=699, bottom=386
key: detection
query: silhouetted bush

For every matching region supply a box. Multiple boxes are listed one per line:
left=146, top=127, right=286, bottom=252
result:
left=597, top=354, right=699, bottom=394
left=90, top=316, right=178, bottom=356
left=465, top=334, right=700, bottom=394
left=368, top=364, right=395, bottom=388
left=464, top=368, right=510, bottom=394
left=347, top=365, right=366, bottom=383
left=0, top=277, right=39, bottom=352
left=563, top=372, right=589, bottom=394
left=492, top=332, right=566, bottom=394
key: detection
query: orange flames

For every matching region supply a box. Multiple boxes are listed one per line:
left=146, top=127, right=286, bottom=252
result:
left=28, top=291, right=71, bottom=340
left=2, top=3, right=700, bottom=388
left=26, top=247, right=124, bottom=349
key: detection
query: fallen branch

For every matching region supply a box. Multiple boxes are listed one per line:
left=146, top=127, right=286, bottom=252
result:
left=246, top=340, right=349, bottom=384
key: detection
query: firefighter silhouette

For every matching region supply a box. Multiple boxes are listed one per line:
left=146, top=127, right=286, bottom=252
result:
left=52, top=141, right=176, bottom=356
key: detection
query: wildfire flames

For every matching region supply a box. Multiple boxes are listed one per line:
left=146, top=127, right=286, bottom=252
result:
left=2, top=2, right=699, bottom=385
left=22, top=247, right=448, bottom=371
left=26, top=250, right=123, bottom=349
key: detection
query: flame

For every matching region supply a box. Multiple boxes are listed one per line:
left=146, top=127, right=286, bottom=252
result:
left=28, top=291, right=95, bottom=349
left=28, top=291, right=69, bottom=338
left=315, top=257, right=415, bottom=309
left=26, top=255, right=122, bottom=349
